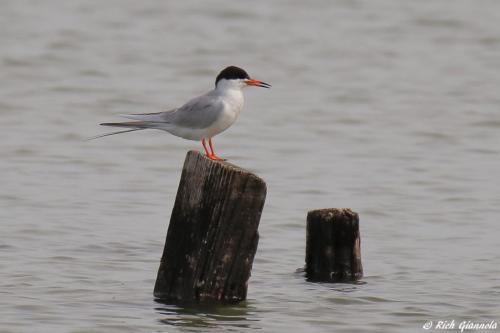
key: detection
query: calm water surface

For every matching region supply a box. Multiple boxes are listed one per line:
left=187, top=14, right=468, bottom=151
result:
left=1, top=1, right=500, bottom=332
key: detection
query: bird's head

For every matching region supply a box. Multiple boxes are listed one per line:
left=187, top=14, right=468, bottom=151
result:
left=215, top=66, right=271, bottom=90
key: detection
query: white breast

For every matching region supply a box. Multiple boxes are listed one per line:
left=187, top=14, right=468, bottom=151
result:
left=205, top=88, right=244, bottom=138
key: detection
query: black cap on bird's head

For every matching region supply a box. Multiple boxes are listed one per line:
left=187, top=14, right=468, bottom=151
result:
left=215, top=66, right=271, bottom=88
left=216, top=66, right=249, bottom=84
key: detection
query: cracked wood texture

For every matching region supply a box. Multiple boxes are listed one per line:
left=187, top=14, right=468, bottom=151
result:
left=305, top=208, right=363, bottom=282
left=154, top=150, right=266, bottom=303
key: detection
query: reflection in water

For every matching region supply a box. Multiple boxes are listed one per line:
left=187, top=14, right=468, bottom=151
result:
left=155, top=299, right=261, bottom=331
left=295, top=266, right=367, bottom=290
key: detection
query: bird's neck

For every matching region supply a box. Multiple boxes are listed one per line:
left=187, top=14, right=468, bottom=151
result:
left=216, top=86, right=244, bottom=102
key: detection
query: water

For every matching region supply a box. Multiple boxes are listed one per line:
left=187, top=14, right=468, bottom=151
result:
left=1, top=1, right=500, bottom=332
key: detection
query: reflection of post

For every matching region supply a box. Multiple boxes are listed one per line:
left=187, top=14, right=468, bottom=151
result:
left=154, top=150, right=267, bottom=303
left=305, top=208, right=363, bottom=282
left=155, top=302, right=260, bottom=330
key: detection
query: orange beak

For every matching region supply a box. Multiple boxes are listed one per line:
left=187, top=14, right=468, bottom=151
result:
left=245, top=79, right=271, bottom=88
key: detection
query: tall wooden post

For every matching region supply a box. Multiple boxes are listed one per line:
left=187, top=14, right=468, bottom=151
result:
left=154, top=151, right=266, bottom=303
left=305, top=208, right=363, bottom=282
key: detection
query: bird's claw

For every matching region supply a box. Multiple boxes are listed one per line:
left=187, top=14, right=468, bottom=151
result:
left=206, top=154, right=226, bottom=161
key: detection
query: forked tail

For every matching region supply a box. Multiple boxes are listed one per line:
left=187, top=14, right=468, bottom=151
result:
left=87, top=121, right=152, bottom=140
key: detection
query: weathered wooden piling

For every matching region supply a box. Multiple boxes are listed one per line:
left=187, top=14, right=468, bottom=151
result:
left=154, top=150, right=266, bottom=303
left=305, top=208, right=363, bottom=282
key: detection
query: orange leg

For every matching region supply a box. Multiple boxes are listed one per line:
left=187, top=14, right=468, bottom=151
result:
left=201, top=138, right=224, bottom=161
left=208, top=138, right=225, bottom=161
left=201, top=138, right=211, bottom=156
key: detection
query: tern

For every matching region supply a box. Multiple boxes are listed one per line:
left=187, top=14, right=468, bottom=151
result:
left=95, top=66, right=270, bottom=160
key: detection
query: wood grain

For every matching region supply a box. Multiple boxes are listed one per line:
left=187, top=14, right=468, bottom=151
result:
left=154, top=150, right=267, bottom=303
left=305, top=208, right=363, bottom=282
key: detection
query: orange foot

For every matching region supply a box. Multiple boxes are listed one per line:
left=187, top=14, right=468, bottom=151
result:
left=206, top=154, right=226, bottom=161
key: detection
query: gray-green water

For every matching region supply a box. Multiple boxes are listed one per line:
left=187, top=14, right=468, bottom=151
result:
left=1, top=1, right=500, bottom=332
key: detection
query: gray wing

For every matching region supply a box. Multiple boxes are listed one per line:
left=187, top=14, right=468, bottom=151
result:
left=120, top=93, right=222, bottom=129
left=170, top=93, right=223, bottom=129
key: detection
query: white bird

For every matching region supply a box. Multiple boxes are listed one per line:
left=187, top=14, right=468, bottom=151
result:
left=95, top=66, right=270, bottom=160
